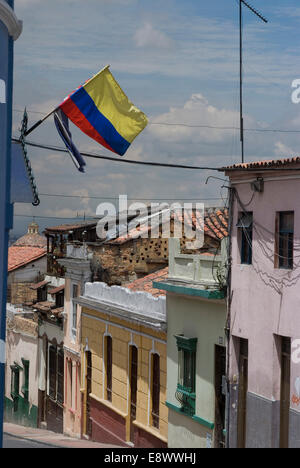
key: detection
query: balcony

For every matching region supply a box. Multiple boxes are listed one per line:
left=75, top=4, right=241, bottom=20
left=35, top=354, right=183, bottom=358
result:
left=153, top=238, right=228, bottom=300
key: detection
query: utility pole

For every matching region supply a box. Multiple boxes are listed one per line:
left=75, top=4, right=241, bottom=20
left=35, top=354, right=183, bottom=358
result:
left=239, top=0, right=267, bottom=163
left=0, top=0, right=22, bottom=448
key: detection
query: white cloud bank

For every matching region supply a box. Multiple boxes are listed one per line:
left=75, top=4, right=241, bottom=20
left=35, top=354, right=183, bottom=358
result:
left=134, top=23, right=174, bottom=49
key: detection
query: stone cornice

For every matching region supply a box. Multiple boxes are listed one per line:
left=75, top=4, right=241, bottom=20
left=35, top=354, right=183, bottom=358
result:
left=0, top=1, right=22, bottom=40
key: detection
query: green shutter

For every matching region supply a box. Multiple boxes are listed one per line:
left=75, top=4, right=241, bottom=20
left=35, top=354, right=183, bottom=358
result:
left=174, top=335, right=197, bottom=416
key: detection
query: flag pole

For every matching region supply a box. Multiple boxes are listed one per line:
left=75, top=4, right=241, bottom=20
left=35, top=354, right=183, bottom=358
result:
left=24, top=64, right=110, bottom=137
left=24, top=106, right=59, bottom=136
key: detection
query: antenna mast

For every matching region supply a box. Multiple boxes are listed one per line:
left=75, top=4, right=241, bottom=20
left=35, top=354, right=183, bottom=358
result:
left=239, top=0, right=268, bottom=163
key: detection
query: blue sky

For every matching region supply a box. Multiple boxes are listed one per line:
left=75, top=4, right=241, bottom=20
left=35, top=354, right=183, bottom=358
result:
left=11, top=0, right=300, bottom=236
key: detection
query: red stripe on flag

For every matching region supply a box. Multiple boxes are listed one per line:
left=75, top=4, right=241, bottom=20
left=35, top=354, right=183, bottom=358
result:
left=60, top=98, right=117, bottom=154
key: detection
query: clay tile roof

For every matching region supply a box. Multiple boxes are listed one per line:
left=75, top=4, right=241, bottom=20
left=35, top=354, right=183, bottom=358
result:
left=107, top=207, right=228, bottom=245
left=221, top=157, right=300, bottom=171
left=30, top=279, right=50, bottom=290
left=51, top=307, right=64, bottom=317
left=14, top=233, right=47, bottom=249
left=49, top=284, right=65, bottom=295
left=204, top=207, right=228, bottom=241
left=8, top=247, right=47, bottom=272
left=126, top=267, right=169, bottom=297
left=34, top=301, right=56, bottom=312
left=45, top=221, right=97, bottom=233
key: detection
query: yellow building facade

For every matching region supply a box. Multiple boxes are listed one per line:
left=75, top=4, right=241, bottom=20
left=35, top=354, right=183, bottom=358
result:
left=77, top=282, right=167, bottom=448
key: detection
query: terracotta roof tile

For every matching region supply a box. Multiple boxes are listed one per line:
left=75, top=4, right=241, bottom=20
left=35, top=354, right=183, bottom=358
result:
left=30, top=279, right=50, bottom=290
left=8, top=247, right=46, bottom=272
left=222, top=157, right=300, bottom=171
left=204, top=208, right=228, bottom=241
left=107, top=208, right=228, bottom=245
left=34, top=301, right=56, bottom=312
left=49, top=284, right=65, bottom=295
left=14, top=233, right=47, bottom=248
left=126, top=267, right=169, bottom=297
left=45, top=221, right=97, bottom=233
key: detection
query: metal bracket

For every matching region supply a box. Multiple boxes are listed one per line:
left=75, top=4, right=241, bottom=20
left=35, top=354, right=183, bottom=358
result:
left=19, top=109, right=40, bottom=206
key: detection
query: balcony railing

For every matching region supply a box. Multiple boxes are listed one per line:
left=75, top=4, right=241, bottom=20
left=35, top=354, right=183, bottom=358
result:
left=168, top=238, right=227, bottom=288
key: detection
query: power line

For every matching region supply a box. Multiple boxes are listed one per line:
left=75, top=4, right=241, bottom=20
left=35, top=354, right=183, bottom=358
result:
left=14, top=214, right=95, bottom=221
left=11, top=138, right=220, bottom=171
left=39, top=192, right=223, bottom=201
left=13, top=108, right=300, bottom=134
left=12, top=137, right=300, bottom=172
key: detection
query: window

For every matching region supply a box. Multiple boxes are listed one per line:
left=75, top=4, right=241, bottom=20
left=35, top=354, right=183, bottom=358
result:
left=130, top=346, right=138, bottom=421
left=37, top=285, right=47, bottom=303
left=57, top=349, right=64, bottom=404
left=68, top=360, right=73, bottom=409
left=275, top=212, right=294, bottom=269
left=49, top=346, right=57, bottom=399
left=237, top=212, right=253, bottom=265
left=48, top=345, right=64, bottom=404
left=105, top=336, right=112, bottom=402
left=86, top=351, right=92, bottom=437
left=10, top=363, right=22, bottom=413
left=151, top=353, right=160, bottom=429
left=56, top=290, right=64, bottom=308
left=71, top=284, right=79, bottom=340
left=21, top=359, right=29, bottom=401
left=175, top=335, right=197, bottom=417
left=10, top=364, right=21, bottom=400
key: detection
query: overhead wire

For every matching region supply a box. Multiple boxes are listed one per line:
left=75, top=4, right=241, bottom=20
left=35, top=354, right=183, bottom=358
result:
left=13, top=108, right=300, bottom=134
left=38, top=193, right=224, bottom=202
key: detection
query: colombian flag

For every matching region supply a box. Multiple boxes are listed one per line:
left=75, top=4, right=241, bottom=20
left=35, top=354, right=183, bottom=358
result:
left=59, top=66, right=148, bottom=156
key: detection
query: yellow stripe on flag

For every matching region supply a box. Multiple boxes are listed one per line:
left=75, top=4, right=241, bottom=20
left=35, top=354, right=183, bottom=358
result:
left=84, top=68, right=148, bottom=144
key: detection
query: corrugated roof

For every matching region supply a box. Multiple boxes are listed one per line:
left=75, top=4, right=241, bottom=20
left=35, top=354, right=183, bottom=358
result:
left=126, top=268, right=169, bottom=297
left=8, top=247, right=47, bottom=272
left=221, top=157, right=300, bottom=171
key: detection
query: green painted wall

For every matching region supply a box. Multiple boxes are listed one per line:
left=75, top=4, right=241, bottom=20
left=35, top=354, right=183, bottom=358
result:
left=4, top=396, right=38, bottom=428
left=166, top=294, right=226, bottom=448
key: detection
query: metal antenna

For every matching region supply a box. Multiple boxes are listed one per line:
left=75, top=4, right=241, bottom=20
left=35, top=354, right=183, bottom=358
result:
left=239, top=0, right=268, bottom=163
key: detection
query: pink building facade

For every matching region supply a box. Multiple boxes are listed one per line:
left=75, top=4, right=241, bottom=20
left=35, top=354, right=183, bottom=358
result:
left=223, top=159, right=300, bottom=448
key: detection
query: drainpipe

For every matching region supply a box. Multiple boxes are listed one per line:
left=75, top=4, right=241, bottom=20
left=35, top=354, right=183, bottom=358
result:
left=225, top=183, right=234, bottom=448
left=0, top=0, right=22, bottom=447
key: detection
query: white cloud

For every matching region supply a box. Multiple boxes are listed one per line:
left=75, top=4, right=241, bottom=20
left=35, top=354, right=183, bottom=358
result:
left=149, top=93, right=247, bottom=144
left=134, top=23, right=174, bottom=49
left=274, top=141, right=297, bottom=158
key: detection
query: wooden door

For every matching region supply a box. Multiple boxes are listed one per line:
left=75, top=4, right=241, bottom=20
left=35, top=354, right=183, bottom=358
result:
left=280, top=337, right=291, bottom=448
left=214, top=345, right=226, bottom=448
left=86, top=351, right=92, bottom=437
left=237, top=339, right=248, bottom=448
left=129, top=346, right=138, bottom=443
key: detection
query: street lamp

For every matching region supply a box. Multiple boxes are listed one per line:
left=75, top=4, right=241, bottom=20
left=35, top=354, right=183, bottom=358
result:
left=0, top=0, right=22, bottom=448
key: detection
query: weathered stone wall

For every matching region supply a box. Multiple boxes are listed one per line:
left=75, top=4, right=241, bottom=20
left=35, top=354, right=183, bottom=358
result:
left=13, top=315, right=38, bottom=337
left=10, top=282, right=37, bottom=305
left=89, top=216, right=219, bottom=286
